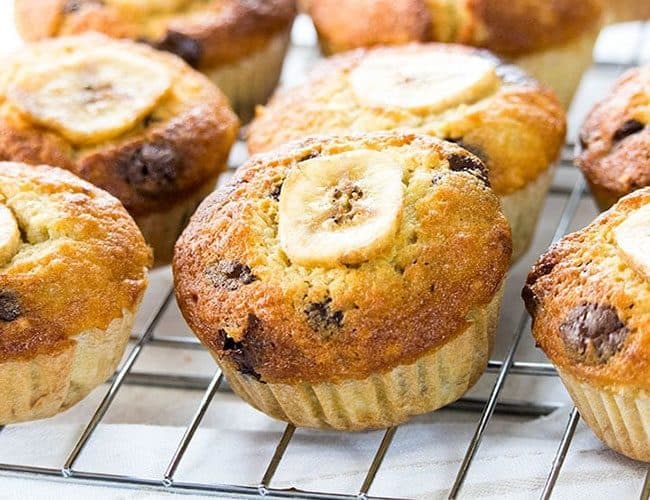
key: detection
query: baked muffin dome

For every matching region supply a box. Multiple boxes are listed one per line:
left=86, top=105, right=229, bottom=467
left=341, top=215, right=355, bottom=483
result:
left=577, top=66, right=649, bottom=210
left=249, top=43, right=566, bottom=261
left=174, top=132, right=512, bottom=430
left=0, top=33, right=239, bottom=265
left=14, top=0, right=297, bottom=121
left=0, top=162, right=151, bottom=424
left=523, top=188, right=650, bottom=462
left=305, top=0, right=603, bottom=107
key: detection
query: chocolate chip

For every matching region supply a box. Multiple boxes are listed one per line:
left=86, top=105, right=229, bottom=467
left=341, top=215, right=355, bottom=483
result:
left=0, top=291, right=20, bottom=322
left=445, top=138, right=489, bottom=164
left=206, top=261, right=257, bottom=291
left=269, top=183, right=283, bottom=201
left=63, top=0, right=103, bottom=13
left=447, top=152, right=490, bottom=186
left=217, top=314, right=263, bottom=380
left=304, top=298, right=343, bottom=335
left=559, top=303, right=629, bottom=364
left=155, top=31, right=202, bottom=68
left=121, top=143, right=179, bottom=196
left=613, top=119, right=644, bottom=142
left=522, top=249, right=561, bottom=317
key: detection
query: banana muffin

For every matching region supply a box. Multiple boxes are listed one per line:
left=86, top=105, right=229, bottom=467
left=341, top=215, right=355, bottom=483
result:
left=523, top=188, right=650, bottom=462
left=174, top=132, right=512, bottom=430
left=0, top=33, right=239, bottom=265
left=577, top=65, right=649, bottom=211
left=249, top=44, right=566, bottom=261
left=0, top=162, right=151, bottom=424
left=14, top=0, right=296, bottom=121
left=305, top=0, right=603, bottom=107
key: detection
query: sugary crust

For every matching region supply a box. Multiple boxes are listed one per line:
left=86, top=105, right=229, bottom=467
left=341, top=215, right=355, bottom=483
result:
left=523, top=188, right=650, bottom=392
left=248, top=44, right=566, bottom=195
left=0, top=34, right=239, bottom=218
left=577, top=66, right=650, bottom=210
left=174, top=132, right=512, bottom=384
left=0, top=162, right=151, bottom=363
left=15, top=0, right=296, bottom=68
left=308, top=0, right=602, bottom=56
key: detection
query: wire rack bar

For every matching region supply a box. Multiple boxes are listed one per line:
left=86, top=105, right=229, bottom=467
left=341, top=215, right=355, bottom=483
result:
left=358, top=426, right=398, bottom=498
left=63, top=288, right=175, bottom=475
left=260, top=424, right=297, bottom=494
left=539, top=407, right=580, bottom=500
left=641, top=469, right=650, bottom=500
left=164, top=370, right=224, bottom=486
left=448, top=177, right=586, bottom=499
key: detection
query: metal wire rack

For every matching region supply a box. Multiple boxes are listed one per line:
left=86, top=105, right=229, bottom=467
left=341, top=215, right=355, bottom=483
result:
left=0, top=19, right=649, bottom=500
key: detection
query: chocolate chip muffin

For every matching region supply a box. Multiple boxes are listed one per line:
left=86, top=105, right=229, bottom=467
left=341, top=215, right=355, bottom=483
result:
left=248, top=44, right=566, bottom=261
left=14, top=0, right=296, bottom=122
left=0, top=33, right=239, bottom=265
left=577, top=65, right=649, bottom=211
left=174, top=132, right=512, bottom=430
left=523, top=188, right=650, bottom=462
left=304, top=0, right=603, bottom=107
left=0, top=162, right=151, bottom=424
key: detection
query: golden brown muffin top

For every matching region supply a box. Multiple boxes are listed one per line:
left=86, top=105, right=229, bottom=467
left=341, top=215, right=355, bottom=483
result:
left=15, top=0, right=296, bottom=68
left=0, top=34, right=239, bottom=217
left=248, top=43, right=566, bottom=196
left=523, top=188, right=650, bottom=392
left=308, top=0, right=603, bottom=56
left=0, top=162, right=151, bottom=363
left=577, top=66, right=650, bottom=209
left=174, top=132, right=512, bottom=384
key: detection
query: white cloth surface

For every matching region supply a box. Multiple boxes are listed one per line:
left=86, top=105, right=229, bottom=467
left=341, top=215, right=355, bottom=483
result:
left=0, top=6, right=648, bottom=499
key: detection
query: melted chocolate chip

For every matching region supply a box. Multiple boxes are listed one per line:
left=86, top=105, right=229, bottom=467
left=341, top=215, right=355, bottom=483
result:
left=269, top=183, right=283, bottom=201
left=217, top=314, right=263, bottom=380
left=559, top=303, right=629, bottom=364
left=155, top=31, right=202, bottom=68
left=0, top=291, right=20, bottom=322
left=613, top=119, right=645, bottom=143
left=445, top=138, right=489, bottom=164
left=121, top=143, right=179, bottom=196
left=447, top=152, right=490, bottom=186
left=305, top=298, right=343, bottom=334
left=522, top=249, right=561, bottom=317
left=206, top=261, right=257, bottom=291
left=63, top=0, right=103, bottom=13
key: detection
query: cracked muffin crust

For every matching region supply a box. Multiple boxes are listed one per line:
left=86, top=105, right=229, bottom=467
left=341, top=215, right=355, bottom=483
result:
left=577, top=66, right=650, bottom=211
left=523, top=188, right=650, bottom=461
left=305, top=0, right=603, bottom=107
left=249, top=43, right=566, bottom=260
left=0, top=162, right=151, bottom=424
left=14, top=0, right=297, bottom=120
left=174, top=132, right=512, bottom=429
left=0, top=34, right=239, bottom=264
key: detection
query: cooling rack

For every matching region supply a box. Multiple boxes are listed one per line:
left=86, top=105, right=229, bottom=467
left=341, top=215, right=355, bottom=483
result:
left=0, top=18, right=649, bottom=500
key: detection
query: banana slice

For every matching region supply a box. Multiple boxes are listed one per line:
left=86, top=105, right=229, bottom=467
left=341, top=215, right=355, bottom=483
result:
left=614, top=204, right=650, bottom=278
left=349, top=50, right=498, bottom=113
left=279, top=150, right=403, bottom=267
left=0, top=204, right=21, bottom=266
left=7, top=48, right=171, bottom=144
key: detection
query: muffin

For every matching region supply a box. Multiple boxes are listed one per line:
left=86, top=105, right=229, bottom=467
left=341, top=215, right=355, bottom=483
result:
left=0, top=162, right=151, bottom=424
left=0, top=33, right=239, bottom=265
left=249, top=44, right=566, bottom=261
left=523, top=188, right=650, bottom=462
left=604, top=0, right=650, bottom=23
left=174, top=132, right=512, bottom=430
left=14, top=0, right=297, bottom=121
left=304, top=0, right=603, bottom=108
left=577, top=66, right=649, bottom=211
